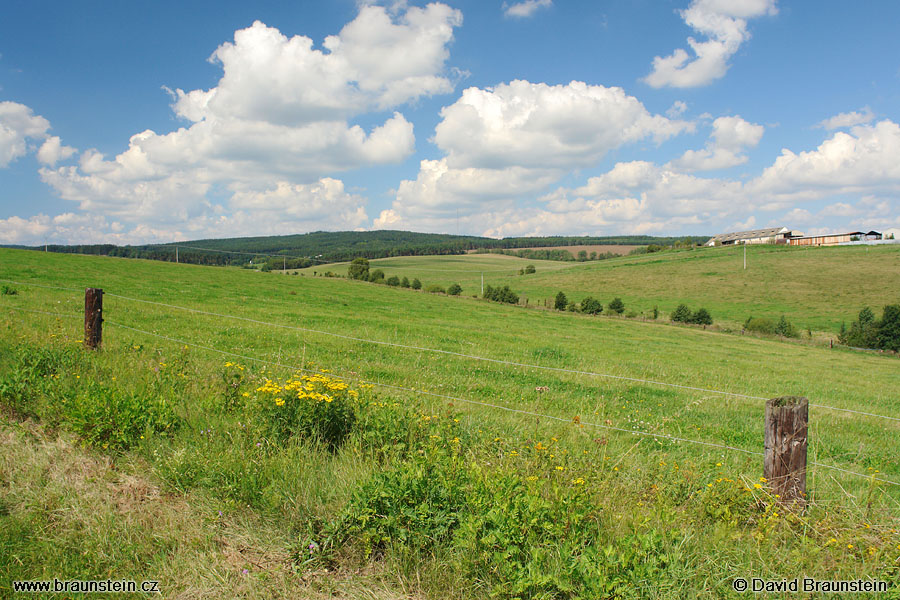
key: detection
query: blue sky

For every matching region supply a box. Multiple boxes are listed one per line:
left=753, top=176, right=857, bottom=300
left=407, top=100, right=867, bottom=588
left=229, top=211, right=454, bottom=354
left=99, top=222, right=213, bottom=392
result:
left=1, top=0, right=899, bottom=244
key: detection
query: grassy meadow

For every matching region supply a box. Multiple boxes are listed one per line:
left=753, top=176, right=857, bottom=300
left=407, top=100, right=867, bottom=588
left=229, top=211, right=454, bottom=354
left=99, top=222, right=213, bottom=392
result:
left=1, top=247, right=899, bottom=598
left=302, top=243, right=900, bottom=334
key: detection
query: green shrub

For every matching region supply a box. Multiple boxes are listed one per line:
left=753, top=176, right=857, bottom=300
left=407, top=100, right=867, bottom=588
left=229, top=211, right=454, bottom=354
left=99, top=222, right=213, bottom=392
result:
left=386, top=275, right=400, bottom=287
left=253, top=373, right=357, bottom=451
left=411, top=278, right=422, bottom=290
left=744, top=316, right=776, bottom=335
left=671, top=304, right=692, bottom=323
left=401, top=276, right=410, bottom=288
left=425, top=284, right=446, bottom=294
left=483, top=285, right=519, bottom=304
left=368, top=269, right=385, bottom=283
left=554, top=291, right=568, bottom=311
left=580, top=296, right=603, bottom=315
left=839, top=306, right=878, bottom=348
left=447, top=283, right=462, bottom=296
left=652, top=305, right=659, bottom=320
left=62, top=383, right=180, bottom=450
left=691, top=308, right=713, bottom=325
left=842, top=304, right=900, bottom=351
left=455, top=471, right=676, bottom=598
left=567, top=301, right=577, bottom=312
left=608, top=297, right=625, bottom=314
left=336, top=456, right=468, bottom=557
left=877, top=304, right=900, bottom=351
left=348, top=257, right=370, bottom=280
left=524, top=264, right=536, bottom=274
left=774, top=315, right=799, bottom=338
left=351, top=394, right=420, bottom=458
left=0, top=285, right=17, bottom=296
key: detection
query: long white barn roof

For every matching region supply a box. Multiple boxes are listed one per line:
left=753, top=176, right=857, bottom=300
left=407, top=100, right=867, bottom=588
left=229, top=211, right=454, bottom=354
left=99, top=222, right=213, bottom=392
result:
left=708, top=226, right=789, bottom=244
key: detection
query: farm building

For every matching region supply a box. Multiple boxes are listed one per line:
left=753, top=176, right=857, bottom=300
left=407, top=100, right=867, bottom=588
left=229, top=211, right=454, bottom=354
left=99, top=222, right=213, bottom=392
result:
left=788, top=231, right=866, bottom=246
left=704, top=227, right=797, bottom=247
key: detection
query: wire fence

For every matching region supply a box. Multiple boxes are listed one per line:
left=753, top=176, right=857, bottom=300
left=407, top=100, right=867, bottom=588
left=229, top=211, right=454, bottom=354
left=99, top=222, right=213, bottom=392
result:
left=3, top=277, right=899, bottom=424
left=2, top=295, right=899, bottom=489
left=4, top=276, right=900, bottom=420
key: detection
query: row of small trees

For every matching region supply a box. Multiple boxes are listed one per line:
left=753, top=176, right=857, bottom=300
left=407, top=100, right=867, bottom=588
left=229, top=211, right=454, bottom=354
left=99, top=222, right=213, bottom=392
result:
left=671, top=304, right=713, bottom=326
left=553, top=292, right=625, bottom=315
left=483, top=285, right=519, bottom=304
left=839, top=305, right=900, bottom=351
left=349, top=258, right=468, bottom=296
left=349, top=258, right=423, bottom=289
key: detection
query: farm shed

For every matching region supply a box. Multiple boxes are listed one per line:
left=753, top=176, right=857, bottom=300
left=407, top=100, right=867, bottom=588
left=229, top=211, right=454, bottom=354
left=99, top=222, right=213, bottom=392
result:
left=704, top=226, right=795, bottom=247
left=788, top=232, right=864, bottom=246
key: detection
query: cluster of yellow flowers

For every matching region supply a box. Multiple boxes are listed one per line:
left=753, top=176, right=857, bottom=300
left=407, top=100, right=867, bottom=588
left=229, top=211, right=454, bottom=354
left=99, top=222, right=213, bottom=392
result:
left=254, top=372, right=359, bottom=405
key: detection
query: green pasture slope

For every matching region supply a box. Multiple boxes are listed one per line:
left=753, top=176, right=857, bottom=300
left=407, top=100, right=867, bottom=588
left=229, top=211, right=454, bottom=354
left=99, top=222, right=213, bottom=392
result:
left=303, top=243, right=900, bottom=334
left=1, top=247, right=899, bottom=598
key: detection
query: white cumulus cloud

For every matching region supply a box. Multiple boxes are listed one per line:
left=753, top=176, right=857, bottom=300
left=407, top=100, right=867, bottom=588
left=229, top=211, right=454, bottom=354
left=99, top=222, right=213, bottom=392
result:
left=375, top=80, right=692, bottom=232
left=750, top=120, right=900, bottom=204
left=0, top=101, right=55, bottom=167
left=644, top=0, right=777, bottom=88
left=817, top=107, right=875, bottom=130
left=435, top=80, right=692, bottom=169
left=669, top=115, right=764, bottom=171
left=173, top=5, right=462, bottom=123
left=503, top=0, right=552, bottom=19
left=34, top=3, right=463, bottom=244
left=36, top=136, right=77, bottom=166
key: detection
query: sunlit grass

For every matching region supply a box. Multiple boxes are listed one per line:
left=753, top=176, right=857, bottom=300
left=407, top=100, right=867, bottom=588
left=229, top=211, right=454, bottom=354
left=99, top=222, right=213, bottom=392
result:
left=1, top=247, right=899, bottom=597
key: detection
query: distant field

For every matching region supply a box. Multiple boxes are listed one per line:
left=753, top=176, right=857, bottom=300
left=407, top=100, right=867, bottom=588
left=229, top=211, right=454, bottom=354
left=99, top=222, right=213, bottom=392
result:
left=303, top=243, right=900, bottom=334
left=2, top=248, right=899, bottom=597
left=296, top=252, right=579, bottom=293
left=481, top=244, right=640, bottom=257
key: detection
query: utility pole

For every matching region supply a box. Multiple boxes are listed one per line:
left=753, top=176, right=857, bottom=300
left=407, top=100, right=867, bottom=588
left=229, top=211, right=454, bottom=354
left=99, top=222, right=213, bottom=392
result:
left=743, top=243, right=746, bottom=270
left=176, top=246, right=179, bottom=264
left=481, top=273, right=484, bottom=295
left=283, top=256, right=286, bottom=272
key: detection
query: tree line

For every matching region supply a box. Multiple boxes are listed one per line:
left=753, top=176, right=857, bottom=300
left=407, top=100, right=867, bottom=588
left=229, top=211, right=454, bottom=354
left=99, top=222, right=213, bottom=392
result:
left=23, top=231, right=708, bottom=267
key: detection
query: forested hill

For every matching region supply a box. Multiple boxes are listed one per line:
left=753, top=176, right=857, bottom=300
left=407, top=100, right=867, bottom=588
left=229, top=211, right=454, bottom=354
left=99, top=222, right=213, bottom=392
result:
left=18, top=230, right=707, bottom=267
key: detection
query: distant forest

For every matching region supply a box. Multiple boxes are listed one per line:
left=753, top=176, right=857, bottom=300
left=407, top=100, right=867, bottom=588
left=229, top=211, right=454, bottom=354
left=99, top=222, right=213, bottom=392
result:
left=15, top=231, right=708, bottom=268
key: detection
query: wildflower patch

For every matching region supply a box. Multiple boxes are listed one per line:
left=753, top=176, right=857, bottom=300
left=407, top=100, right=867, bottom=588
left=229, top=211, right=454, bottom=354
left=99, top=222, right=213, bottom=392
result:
left=253, top=372, right=357, bottom=450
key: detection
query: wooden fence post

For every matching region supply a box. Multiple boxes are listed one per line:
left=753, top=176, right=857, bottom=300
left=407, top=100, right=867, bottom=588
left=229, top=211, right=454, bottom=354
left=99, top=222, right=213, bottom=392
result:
left=764, top=396, right=808, bottom=503
left=84, top=288, right=103, bottom=350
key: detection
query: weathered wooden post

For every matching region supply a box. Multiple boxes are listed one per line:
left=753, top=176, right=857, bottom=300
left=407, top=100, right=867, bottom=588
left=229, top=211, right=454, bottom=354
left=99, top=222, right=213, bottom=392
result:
left=764, top=396, right=808, bottom=503
left=84, top=288, right=103, bottom=349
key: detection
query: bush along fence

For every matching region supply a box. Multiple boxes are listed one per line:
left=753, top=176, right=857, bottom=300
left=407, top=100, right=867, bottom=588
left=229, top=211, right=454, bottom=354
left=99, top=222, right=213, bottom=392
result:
left=74, top=288, right=825, bottom=505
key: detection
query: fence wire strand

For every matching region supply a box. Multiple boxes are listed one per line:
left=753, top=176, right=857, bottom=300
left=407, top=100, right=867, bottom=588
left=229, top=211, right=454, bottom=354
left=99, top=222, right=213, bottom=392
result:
left=100, top=290, right=899, bottom=423
left=3, top=277, right=898, bottom=423
left=101, top=319, right=899, bottom=488
left=2, top=299, right=898, bottom=487
left=7, top=279, right=900, bottom=422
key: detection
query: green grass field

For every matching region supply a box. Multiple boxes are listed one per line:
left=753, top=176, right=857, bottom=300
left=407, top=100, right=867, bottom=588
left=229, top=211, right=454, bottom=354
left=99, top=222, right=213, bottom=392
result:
left=2, top=247, right=899, bottom=598
left=302, top=243, right=900, bottom=334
